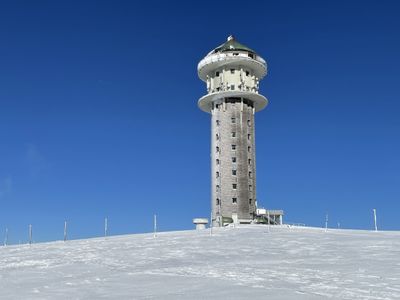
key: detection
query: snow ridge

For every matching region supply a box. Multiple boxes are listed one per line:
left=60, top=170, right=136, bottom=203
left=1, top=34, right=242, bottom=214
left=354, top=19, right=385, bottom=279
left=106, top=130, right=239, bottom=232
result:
left=0, top=225, right=399, bottom=299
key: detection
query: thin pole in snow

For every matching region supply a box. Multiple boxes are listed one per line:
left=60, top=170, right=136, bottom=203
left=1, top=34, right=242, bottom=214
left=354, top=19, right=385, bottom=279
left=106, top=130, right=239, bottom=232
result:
left=373, top=209, right=378, bottom=231
left=153, top=214, right=157, bottom=238
left=209, top=211, right=213, bottom=236
left=64, top=221, right=67, bottom=242
left=104, top=217, right=108, bottom=238
left=267, top=210, right=270, bottom=233
left=29, top=224, right=32, bottom=245
left=4, top=228, right=8, bottom=246
left=325, top=214, right=328, bottom=232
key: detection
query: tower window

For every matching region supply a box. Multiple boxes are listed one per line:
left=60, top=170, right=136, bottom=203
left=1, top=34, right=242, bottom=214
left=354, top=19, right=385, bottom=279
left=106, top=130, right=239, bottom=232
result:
left=232, top=197, right=237, bottom=204
left=216, top=159, right=220, bottom=165
left=216, top=133, right=220, bottom=140
left=216, top=146, right=220, bottom=153
left=232, top=157, right=236, bottom=163
left=232, top=184, right=237, bottom=190
left=231, top=117, right=236, bottom=123
left=230, top=69, right=235, bottom=74
left=246, top=71, right=249, bottom=76
left=231, top=145, right=236, bottom=150
left=232, top=132, right=236, bottom=137
left=248, top=159, right=251, bottom=165
left=247, top=120, right=251, bottom=126
left=216, top=71, right=220, bottom=77
left=249, top=171, right=252, bottom=178
left=249, top=199, right=252, bottom=204
left=249, top=185, right=253, bottom=191
left=216, top=172, right=220, bottom=178
left=248, top=146, right=251, bottom=152
left=247, top=134, right=251, bottom=140
left=216, top=120, right=220, bottom=126
left=216, top=185, right=220, bottom=191
left=230, top=84, right=235, bottom=90
left=232, top=170, right=237, bottom=175
left=216, top=198, right=220, bottom=205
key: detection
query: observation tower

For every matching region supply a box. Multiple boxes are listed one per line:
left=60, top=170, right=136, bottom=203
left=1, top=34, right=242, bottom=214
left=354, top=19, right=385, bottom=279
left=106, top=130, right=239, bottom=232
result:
left=198, top=36, right=268, bottom=226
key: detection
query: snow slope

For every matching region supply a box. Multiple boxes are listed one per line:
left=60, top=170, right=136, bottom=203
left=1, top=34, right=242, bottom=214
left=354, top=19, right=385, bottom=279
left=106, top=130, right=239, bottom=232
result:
left=0, top=225, right=399, bottom=299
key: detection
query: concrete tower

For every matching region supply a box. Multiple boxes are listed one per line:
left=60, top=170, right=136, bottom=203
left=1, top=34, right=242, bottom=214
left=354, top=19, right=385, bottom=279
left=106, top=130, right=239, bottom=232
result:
left=198, top=36, right=268, bottom=227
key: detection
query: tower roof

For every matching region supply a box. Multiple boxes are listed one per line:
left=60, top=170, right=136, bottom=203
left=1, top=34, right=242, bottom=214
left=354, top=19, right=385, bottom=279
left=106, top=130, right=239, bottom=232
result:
left=209, top=35, right=256, bottom=55
left=198, top=35, right=267, bottom=83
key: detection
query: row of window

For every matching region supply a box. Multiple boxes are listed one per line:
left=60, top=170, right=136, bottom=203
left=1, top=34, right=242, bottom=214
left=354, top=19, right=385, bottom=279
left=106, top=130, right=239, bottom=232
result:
left=233, top=183, right=253, bottom=189
left=215, top=183, right=253, bottom=192
left=215, top=99, right=254, bottom=109
left=215, top=70, right=251, bottom=77
left=215, top=183, right=253, bottom=191
left=216, top=158, right=252, bottom=166
left=215, top=102, right=249, bottom=110
left=215, top=198, right=253, bottom=205
left=215, top=170, right=253, bottom=177
left=216, top=119, right=252, bottom=126
left=212, top=85, right=254, bottom=93
left=216, top=133, right=252, bottom=139
left=216, top=133, right=252, bottom=140
left=216, top=146, right=251, bottom=153
left=215, top=170, right=253, bottom=178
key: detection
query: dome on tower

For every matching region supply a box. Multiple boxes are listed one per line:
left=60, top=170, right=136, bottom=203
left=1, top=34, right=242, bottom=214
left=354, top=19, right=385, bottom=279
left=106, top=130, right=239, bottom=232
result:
left=198, top=36, right=267, bottom=83
left=208, top=35, right=256, bottom=55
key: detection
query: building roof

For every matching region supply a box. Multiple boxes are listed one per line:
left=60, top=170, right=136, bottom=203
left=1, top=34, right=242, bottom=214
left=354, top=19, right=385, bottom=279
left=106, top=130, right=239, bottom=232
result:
left=210, top=35, right=256, bottom=55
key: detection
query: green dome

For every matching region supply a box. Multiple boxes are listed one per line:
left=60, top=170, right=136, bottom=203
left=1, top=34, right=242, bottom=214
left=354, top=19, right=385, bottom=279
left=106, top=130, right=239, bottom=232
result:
left=211, top=35, right=256, bottom=54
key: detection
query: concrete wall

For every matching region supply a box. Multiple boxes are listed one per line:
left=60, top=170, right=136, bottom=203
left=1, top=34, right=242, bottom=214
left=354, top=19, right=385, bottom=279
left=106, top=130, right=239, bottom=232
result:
left=211, top=99, right=257, bottom=225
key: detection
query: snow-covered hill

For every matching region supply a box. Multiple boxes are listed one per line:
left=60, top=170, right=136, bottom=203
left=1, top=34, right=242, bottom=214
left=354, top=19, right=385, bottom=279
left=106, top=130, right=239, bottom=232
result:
left=0, top=225, right=399, bottom=299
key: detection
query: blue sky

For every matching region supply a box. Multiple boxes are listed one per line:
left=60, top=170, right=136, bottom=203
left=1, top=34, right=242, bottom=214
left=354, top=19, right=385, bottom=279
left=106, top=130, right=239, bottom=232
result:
left=0, top=1, right=399, bottom=243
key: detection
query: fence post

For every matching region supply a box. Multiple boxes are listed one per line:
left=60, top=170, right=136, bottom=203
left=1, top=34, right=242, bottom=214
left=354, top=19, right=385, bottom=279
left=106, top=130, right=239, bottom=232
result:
left=153, top=214, right=157, bottom=238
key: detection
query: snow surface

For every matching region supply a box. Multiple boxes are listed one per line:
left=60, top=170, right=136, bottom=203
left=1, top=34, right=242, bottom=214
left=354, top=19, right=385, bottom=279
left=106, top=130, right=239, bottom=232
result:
left=0, top=225, right=399, bottom=299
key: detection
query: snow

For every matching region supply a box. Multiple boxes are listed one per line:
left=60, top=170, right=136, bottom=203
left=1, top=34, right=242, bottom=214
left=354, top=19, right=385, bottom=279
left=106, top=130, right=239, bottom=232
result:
left=0, top=225, right=399, bottom=299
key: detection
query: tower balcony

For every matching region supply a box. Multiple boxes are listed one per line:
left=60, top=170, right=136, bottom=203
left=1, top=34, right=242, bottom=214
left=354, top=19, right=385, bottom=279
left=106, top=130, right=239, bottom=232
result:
left=198, top=90, right=268, bottom=113
left=198, top=51, right=267, bottom=82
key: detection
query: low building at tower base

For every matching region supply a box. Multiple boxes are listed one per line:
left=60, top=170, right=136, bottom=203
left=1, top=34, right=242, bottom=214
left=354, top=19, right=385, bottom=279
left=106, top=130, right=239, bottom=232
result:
left=255, top=208, right=284, bottom=225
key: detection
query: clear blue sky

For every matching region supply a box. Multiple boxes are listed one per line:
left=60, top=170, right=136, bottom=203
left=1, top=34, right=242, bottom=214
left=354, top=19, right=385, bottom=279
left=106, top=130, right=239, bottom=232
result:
left=1, top=1, right=399, bottom=243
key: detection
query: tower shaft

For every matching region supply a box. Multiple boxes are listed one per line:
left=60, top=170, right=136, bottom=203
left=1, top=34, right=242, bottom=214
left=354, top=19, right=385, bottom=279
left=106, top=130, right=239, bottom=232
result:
left=211, top=99, right=257, bottom=225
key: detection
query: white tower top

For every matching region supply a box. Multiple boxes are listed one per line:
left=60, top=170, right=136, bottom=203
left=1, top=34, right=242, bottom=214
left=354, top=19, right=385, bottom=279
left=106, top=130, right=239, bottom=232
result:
left=197, top=36, right=268, bottom=113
